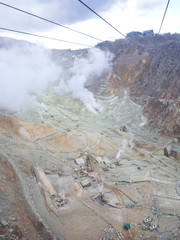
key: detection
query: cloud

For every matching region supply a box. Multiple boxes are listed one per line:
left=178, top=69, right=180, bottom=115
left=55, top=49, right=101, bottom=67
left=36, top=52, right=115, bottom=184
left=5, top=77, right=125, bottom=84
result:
left=134, top=0, right=165, bottom=10
left=0, top=0, right=119, bottom=32
left=0, top=41, right=61, bottom=111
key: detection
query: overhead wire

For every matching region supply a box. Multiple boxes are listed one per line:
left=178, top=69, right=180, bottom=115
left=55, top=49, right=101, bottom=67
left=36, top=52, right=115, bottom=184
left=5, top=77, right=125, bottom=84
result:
left=78, top=0, right=126, bottom=38
left=77, top=0, right=136, bottom=45
left=0, top=27, right=92, bottom=47
left=0, top=1, right=103, bottom=42
left=158, top=0, right=171, bottom=34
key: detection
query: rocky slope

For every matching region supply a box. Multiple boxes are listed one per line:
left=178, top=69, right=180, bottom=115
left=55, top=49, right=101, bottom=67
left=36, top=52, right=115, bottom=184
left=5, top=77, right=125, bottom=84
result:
left=0, top=90, right=180, bottom=240
left=1, top=34, right=179, bottom=139
left=0, top=34, right=180, bottom=240
left=96, top=34, right=180, bottom=138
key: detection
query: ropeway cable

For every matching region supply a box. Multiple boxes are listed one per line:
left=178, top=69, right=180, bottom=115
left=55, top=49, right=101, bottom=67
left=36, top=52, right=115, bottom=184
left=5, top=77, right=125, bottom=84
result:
left=0, top=1, right=103, bottom=42
left=0, top=27, right=92, bottom=47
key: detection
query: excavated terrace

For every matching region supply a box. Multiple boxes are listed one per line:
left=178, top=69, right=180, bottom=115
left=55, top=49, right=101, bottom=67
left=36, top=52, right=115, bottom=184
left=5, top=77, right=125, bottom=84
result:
left=0, top=86, right=180, bottom=240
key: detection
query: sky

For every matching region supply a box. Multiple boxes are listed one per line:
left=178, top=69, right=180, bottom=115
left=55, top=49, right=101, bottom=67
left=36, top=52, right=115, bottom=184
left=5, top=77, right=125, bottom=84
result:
left=0, top=0, right=180, bottom=50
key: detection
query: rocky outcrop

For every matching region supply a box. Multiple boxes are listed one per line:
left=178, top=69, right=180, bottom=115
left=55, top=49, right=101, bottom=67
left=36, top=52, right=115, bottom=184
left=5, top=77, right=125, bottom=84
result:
left=97, top=34, right=180, bottom=137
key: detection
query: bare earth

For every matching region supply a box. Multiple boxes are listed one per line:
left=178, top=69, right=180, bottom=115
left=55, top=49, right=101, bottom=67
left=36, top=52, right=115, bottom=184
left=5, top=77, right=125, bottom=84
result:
left=0, top=87, right=180, bottom=240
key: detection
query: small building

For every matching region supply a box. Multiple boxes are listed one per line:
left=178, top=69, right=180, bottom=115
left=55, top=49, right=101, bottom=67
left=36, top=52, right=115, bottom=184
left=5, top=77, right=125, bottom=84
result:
left=143, top=30, right=154, bottom=36
left=126, top=31, right=142, bottom=38
left=171, top=143, right=180, bottom=160
left=163, top=32, right=171, bottom=36
left=156, top=138, right=180, bottom=160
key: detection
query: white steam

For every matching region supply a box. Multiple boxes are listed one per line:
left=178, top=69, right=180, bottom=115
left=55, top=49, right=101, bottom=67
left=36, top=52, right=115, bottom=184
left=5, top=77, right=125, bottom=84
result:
left=97, top=183, right=104, bottom=194
left=0, top=44, right=61, bottom=112
left=0, top=44, right=112, bottom=113
left=116, top=139, right=128, bottom=160
left=58, top=178, right=66, bottom=200
left=58, top=48, right=113, bottom=112
left=128, top=127, right=135, bottom=147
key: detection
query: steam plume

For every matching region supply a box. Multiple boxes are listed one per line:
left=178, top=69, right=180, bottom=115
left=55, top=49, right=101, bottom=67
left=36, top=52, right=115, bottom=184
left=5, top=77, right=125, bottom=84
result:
left=116, top=139, right=128, bottom=160
left=58, top=48, right=113, bottom=112
left=0, top=42, right=112, bottom=113
left=0, top=43, right=61, bottom=112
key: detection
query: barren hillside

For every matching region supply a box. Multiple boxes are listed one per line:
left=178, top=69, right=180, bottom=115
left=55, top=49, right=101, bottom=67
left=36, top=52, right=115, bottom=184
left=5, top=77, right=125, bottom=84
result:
left=0, top=34, right=180, bottom=240
left=97, top=34, right=180, bottom=138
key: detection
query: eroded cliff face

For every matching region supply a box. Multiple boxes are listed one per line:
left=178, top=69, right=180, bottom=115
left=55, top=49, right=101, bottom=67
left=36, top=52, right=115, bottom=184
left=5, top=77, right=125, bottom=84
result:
left=97, top=34, right=180, bottom=138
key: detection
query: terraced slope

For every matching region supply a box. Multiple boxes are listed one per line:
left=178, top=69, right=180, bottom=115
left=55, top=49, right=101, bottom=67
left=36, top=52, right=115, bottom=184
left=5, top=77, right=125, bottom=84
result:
left=0, top=34, right=180, bottom=240
left=0, top=88, right=180, bottom=240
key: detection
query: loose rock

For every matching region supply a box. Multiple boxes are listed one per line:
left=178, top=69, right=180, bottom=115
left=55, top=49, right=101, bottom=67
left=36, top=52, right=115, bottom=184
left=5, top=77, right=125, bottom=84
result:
left=75, top=158, right=85, bottom=166
left=103, top=157, right=111, bottom=165
left=0, top=219, right=8, bottom=227
left=95, top=157, right=103, bottom=164
left=80, top=179, right=91, bottom=188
